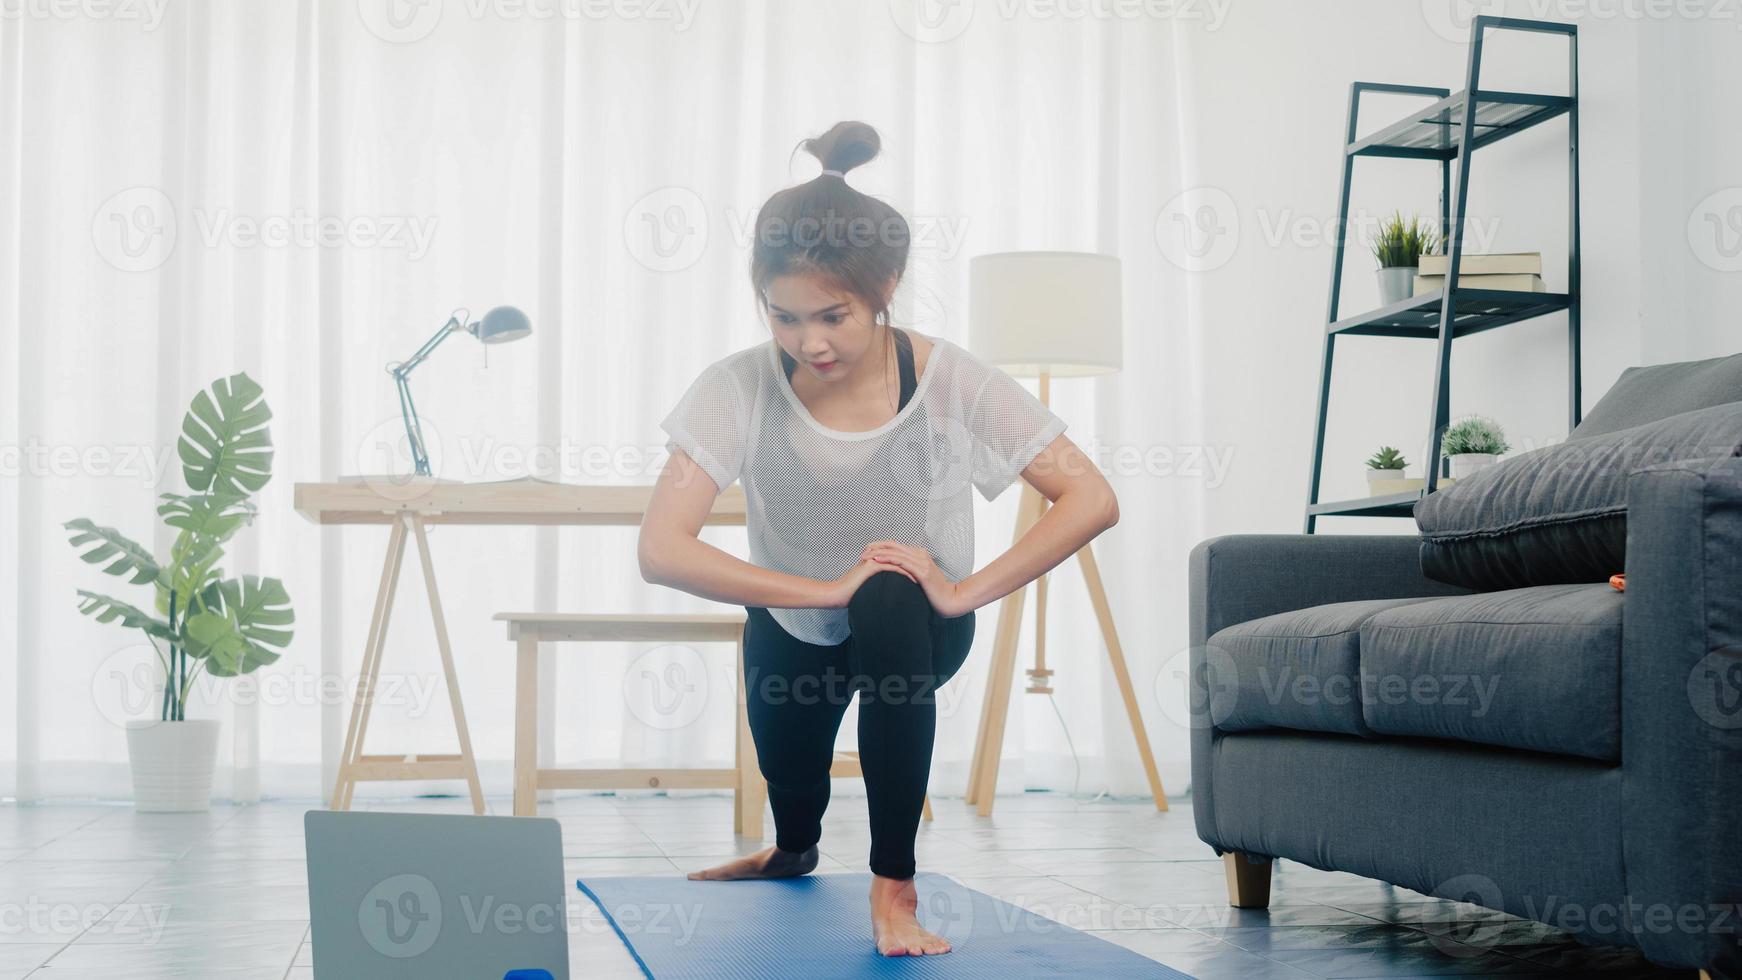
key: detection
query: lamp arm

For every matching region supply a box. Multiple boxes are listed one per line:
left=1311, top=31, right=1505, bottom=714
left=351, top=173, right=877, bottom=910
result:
left=393, top=315, right=464, bottom=377
left=389, top=316, right=463, bottom=478
left=394, top=372, right=431, bottom=477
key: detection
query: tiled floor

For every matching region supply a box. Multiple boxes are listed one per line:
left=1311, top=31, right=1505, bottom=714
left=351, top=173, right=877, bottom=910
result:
left=0, top=792, right=1700, bottom=979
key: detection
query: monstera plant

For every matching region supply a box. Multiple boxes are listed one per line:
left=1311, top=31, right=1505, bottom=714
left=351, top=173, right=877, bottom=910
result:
left=64, top=372, right=294, bottom=810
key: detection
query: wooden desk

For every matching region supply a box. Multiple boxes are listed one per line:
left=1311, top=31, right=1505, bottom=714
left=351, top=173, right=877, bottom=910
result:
left=294, top=476, right=747, bottom=813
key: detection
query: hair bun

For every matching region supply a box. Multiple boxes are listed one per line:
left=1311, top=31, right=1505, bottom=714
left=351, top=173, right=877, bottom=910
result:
left=802, top=121, right=881, bottom=177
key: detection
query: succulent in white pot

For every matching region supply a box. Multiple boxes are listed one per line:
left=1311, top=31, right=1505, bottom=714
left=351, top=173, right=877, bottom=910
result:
left=1364, top=445, right=1422, bottom=495
left=65, top=373, right=294, bottom=812
left=1441, top=414, right=1510, bottom=480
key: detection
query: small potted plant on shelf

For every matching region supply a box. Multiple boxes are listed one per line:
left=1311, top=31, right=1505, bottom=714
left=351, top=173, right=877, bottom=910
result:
left=64, top=373, right=294, bottom=813
left=1371, top=211, right=1440, bottom=306
left=1440, top=414, right=1510, bottom=480
left=1364, top=445, right=1422, bottom=495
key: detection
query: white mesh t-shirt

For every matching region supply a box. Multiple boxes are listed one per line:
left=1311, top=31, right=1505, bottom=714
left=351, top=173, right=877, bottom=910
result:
left=659, top=332, right=1068, bottom=646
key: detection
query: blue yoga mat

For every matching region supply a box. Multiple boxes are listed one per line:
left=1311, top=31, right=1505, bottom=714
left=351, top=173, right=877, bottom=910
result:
left=576, top=872, right=1194, bottom=979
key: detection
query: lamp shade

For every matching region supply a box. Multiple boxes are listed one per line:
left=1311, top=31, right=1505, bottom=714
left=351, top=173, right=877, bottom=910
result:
left=469, top=305, right=532, bottom=344
left=968, top=251, right=1123, bottom=378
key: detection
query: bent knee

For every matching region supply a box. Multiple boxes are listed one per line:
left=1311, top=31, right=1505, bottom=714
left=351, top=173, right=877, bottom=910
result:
left=849, top=568, right=926, bottom=614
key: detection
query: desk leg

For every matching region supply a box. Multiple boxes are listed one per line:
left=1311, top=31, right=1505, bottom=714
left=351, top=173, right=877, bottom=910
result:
left=332, top=517, right=408, bottom=811
left=514, top=635, right=540, bottom=817
left=410, top=515, right=487, bottom=816
left=734, top=632, right=766, bottom=838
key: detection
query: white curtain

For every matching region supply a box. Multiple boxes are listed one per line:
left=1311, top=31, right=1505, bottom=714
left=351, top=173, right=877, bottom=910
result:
left=1, top=0, right=1208, bottom=804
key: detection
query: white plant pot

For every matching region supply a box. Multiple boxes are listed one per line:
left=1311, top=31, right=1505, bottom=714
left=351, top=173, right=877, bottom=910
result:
left=125, top=719, right=220, bottom=813
left=1376, top=266, right=1417, bottom=306
left=1447, top=453, right=1499, bottom=480
left=1365, top=469, right=1422, bottom=495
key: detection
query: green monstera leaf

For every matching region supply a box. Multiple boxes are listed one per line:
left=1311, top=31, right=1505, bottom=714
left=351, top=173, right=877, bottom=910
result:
left=64, top=519, right=161, bottom=585
left=157, top=492, right=256, bottom=541
left=75, top=590, right=174, bottom=640
left=179, top=373, right=274, bottom=496
left=184, top=575, right=294, bottom=677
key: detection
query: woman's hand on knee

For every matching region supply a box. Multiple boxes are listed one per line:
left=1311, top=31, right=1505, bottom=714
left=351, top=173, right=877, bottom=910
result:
left=823, top=556, right=917, bottom=609
left=860, top=540, right=973, bottom=618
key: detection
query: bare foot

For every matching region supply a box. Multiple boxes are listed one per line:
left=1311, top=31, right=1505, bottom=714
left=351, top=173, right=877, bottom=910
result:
left=869, top=874, right=952, bottom=956
left=686, top=844, right=818, bottom=881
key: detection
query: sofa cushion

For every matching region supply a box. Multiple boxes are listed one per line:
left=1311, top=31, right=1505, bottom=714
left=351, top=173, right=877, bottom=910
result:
left=1414, top=401, right=1742, bottom=590
left=1569, top=351, right=1742, bottom=441
left=1360, top=583, right=1623, bottom=761
left=1207, top=596, right=1436, bottom=737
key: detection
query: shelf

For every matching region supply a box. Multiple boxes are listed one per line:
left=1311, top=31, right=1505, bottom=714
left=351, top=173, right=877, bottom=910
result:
left=1329, top=288, right=1570, bottom=339
left=1347, top=90, right=1572, bottom=160
left=1305, top=491, right=1425, bottom=519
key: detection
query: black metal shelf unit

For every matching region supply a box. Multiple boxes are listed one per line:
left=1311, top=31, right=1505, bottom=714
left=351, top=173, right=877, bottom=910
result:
left=1303, top=16, right=1580, bottom=532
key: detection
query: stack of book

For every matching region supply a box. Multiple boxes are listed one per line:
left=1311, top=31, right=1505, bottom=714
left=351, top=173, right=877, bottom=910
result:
left=1413, top=252, right=1545, bottom=294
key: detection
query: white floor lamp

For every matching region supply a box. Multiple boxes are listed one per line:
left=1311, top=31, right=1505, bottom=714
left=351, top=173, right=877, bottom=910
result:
left=961, top=250, right=1168, bottom=816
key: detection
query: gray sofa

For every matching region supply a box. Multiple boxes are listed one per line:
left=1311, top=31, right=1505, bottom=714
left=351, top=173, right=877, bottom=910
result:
left=1188, top=357, right=1742, bottom=978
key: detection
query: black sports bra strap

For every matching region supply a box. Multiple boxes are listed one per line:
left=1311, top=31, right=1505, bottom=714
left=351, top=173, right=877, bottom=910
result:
left=895, top=328, right=916, bottom=408
left=780, top=329, right=918, bottom=412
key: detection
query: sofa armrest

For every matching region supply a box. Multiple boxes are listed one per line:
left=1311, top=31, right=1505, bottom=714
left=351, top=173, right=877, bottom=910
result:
left=1621, top=457, right=1742, bottom=975
left=1188, top=534, right=1469, bottom=648
left=1187, top=534, right=1469, bottom=849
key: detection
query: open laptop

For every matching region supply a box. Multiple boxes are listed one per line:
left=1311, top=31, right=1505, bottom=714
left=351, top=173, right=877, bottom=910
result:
left=305, top=810, right=570, bottom=980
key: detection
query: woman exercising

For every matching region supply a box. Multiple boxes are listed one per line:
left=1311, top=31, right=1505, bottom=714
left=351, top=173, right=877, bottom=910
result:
left=637, top=120, right=1121, bottom=958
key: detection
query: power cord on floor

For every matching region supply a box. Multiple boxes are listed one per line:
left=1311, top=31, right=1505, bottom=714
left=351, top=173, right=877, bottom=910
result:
left=1043, top=690, right=1109, bottom=807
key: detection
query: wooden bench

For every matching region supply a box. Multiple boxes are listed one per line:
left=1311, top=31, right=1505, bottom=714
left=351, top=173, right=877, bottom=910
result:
left=497, top=611, right=936, bottom=834
left=496, top=612, right=767, bottom=837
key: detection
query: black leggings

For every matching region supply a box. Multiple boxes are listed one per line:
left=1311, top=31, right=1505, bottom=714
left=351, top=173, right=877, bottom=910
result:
left=742, top=569, right=977, bottom=881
